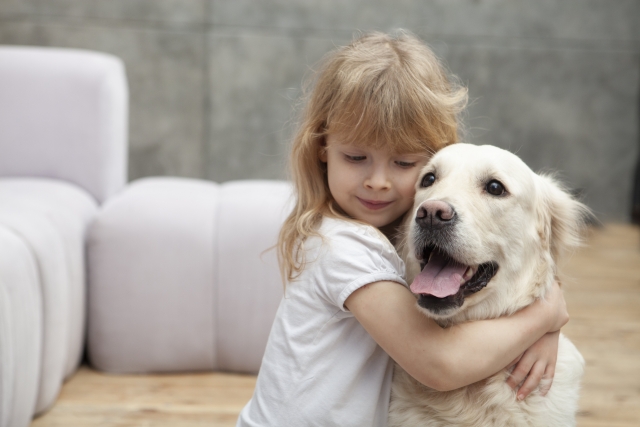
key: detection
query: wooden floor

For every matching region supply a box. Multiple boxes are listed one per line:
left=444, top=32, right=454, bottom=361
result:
left=32, top=224, right=640, bottom=427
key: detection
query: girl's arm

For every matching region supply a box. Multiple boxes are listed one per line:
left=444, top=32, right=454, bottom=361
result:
left=344, top=280, right=568, bottom=392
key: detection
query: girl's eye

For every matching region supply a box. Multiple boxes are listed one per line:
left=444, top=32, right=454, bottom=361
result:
left=396, top=161, right=417, bottom=168
left=486, top=180, right=506, bottom=196
left=420, top=172, right=436, bottom=188
left=345, top=155, right=366, bottom=162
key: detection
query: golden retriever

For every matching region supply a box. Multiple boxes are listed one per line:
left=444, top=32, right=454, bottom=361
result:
left=389, top=143, right=588, bottom=427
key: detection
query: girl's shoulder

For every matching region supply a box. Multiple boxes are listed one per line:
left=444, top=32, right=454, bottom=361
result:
left=312, top=216, right=399, bottom=262
left=300, top=216, right=407, bottom=307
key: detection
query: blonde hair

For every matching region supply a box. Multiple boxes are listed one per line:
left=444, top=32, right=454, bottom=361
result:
left=278, top=31, right=468, bottom=283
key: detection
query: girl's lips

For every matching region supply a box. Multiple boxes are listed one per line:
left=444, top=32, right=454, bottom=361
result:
left=358, top=197, right=393, bottom=210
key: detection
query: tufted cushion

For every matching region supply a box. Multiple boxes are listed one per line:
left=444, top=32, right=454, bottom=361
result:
left=87, top=178, right=291, bottom=374
left=0, top=178, right=98, bottom=416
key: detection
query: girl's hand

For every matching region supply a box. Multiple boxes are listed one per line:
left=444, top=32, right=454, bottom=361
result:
left=506, top=280, right=566, bottom=400
left=506, top=330, right=560, bottom=400
left=538, top=280, right=569, bottom=332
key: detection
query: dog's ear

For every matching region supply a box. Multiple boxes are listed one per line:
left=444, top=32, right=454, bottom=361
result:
left=535, top=174, right=593, bottom=262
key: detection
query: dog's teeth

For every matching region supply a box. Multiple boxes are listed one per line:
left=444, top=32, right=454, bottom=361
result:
left=462, top=266, right=476, bottom=281
left=466, top=268, right=473, bottom=279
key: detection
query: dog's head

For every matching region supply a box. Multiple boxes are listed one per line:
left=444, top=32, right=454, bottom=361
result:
left=402, top=143, right=591, bottom=324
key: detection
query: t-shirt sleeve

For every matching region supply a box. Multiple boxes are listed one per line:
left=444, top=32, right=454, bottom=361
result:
left=310, top=222, right=407, bottom=311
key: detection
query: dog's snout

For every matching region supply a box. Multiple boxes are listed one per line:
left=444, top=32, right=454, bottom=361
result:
left=416, top=200, right=456, bottom=229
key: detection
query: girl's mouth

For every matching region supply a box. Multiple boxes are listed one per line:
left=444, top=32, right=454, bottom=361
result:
left=358, top=198, right=393, bottom=210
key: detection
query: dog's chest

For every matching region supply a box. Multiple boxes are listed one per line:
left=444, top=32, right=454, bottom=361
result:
left=389, top=365, right=532, bottom=427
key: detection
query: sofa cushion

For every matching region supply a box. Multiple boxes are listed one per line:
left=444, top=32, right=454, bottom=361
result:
left=88, top=178, right=221, bottom=373
left=215, top=180, right=291, bottom=372
left=0, top=178, right=98, bottom=415
left=0, top=227, right=42, bottom=427
left=87, top=178, right=291, bottom=374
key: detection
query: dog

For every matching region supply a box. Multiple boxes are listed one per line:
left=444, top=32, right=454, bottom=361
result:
left=389, top=143, right=588, bottom=427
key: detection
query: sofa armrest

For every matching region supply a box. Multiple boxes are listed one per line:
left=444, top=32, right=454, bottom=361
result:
left=0, top=46, right=128, bottom=204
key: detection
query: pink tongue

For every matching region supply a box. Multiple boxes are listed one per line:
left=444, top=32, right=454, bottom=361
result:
left=410, top=251, right=468, bottom=298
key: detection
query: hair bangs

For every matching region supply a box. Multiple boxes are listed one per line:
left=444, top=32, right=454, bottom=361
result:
left=326, top=107, right=430, bottom=155
left=324, top=49, right=466, bottom=157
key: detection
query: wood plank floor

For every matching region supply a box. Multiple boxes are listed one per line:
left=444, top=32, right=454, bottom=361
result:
left=32, top=223, right=640, bottom=427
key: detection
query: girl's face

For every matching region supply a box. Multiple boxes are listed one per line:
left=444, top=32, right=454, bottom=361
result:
left=321, top=134, right=429, bottom=230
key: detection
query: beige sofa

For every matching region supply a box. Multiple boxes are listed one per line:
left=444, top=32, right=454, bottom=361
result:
left=0, top=46, right=127, bottom=426
left=0, top=45, right=288, bottom=427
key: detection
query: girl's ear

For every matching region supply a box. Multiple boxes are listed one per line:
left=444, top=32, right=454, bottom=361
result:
left=318, top=137, right=328, bottom=162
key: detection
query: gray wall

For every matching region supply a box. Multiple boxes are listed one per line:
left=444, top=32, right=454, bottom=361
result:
left=0, top=0, right=638, bottom=221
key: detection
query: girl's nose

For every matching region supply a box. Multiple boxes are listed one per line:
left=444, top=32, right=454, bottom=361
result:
left=365, top=167, right=391, bottom=190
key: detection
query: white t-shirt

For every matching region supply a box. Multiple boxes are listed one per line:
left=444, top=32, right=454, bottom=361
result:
left=237, top=217, right=407, bottom=427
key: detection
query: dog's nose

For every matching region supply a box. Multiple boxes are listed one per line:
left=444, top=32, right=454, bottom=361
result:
left=416, top=200, right=456, bottom=229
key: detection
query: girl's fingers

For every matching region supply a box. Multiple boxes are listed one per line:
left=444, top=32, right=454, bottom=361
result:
left=516, top=361, right=546, bottom=401
left=538, top=364, right=555, bottom=396
left=506, top=355, right=533, bottom=390
left=506, top=331, right=559, bottom=399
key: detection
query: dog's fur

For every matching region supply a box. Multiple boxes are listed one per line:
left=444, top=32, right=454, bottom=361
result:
left=389, top=144, right=588, bottom=427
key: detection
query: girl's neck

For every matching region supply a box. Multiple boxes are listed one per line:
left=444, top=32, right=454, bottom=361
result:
left=378, top=215, right=405, bottom=245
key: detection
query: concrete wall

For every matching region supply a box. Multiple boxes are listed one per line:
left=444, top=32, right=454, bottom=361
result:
left=0, top=0, right=638, bottom=221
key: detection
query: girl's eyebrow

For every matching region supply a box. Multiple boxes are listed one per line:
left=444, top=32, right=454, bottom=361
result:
left=337, top=145, right=366, bottom=153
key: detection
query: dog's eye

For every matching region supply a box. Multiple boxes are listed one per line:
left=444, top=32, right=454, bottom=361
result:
left=420, top=172, right=436, bottom=188
left=486, top=180, right=506, bottom=196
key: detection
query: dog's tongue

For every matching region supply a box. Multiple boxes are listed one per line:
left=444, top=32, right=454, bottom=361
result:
left=410, top=251, right=467, bottom=298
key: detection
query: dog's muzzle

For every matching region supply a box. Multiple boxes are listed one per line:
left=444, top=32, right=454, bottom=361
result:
left=410, top=200, right=499, bottom=315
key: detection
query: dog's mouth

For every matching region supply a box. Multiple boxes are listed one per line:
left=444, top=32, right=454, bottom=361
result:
left=410, top=245, right=499, bottom=314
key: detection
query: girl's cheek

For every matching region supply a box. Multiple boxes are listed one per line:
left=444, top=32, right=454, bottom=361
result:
left=406, top=177, right=420, bottom=197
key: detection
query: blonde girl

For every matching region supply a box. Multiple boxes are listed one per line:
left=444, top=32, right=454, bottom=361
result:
left=237, top=31, right=567, bottom=427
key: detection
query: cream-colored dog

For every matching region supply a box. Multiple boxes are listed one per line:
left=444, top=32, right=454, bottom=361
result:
left=389, top=143, right=588, bottom=427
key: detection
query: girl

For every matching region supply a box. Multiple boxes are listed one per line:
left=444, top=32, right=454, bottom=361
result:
left=237, top=31, right=567, bottom=427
